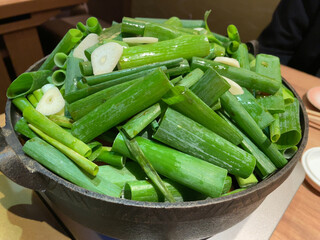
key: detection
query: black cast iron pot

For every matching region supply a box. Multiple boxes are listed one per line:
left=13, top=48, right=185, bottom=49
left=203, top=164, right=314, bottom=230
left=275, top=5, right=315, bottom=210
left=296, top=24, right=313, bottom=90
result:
left=0, top=58, right=309, bottom=240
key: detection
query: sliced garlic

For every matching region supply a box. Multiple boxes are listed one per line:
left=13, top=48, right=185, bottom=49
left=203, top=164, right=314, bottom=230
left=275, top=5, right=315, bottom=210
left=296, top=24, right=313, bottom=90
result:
left=91, top=42, right=123, bottom=75
left=214, top=57, right=240, bottom=68
left=41, top=83, right=55, bottom=94
left=36, top=87, right=65, bottom=116
left=222, top=76, right=244, bottom=95
left=122, top=37, right=158, bottom=44
left=73, top=33, right=99, bottom=61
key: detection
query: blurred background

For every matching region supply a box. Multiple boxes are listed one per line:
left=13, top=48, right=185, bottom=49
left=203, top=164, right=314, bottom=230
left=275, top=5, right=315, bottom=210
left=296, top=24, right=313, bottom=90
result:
left=0, top=0, right=280, bottom=112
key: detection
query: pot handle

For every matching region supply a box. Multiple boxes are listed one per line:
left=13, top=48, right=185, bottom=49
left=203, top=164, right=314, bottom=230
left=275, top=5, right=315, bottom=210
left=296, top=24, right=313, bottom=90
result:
left=0, top=126, right=48, bottom=191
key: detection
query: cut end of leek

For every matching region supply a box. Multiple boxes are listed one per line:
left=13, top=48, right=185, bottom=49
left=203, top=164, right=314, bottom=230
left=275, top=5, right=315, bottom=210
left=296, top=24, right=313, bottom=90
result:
left=123, top=37, right=158, bottom=44
left=36, top=87, right=65, bottom=116
left=222, top=76, right=244, bottom=95
left=214, top=57, right=240, bottom=68
left=92, top=42, right=123, bottom=75
left=73, top=33, right=99, bottom=61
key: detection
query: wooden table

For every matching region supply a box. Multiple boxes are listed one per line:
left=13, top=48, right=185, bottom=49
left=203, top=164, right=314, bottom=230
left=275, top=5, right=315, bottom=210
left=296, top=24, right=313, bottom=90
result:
left=0, top=0, right=87, bottom=112
left=0, top=66, right=320, bottom=239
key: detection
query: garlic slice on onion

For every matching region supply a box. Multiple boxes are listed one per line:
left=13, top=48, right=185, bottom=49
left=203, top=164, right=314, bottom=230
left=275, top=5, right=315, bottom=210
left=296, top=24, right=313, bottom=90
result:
left=36, top=86, right=65, bottom=116
left=214, top=57, right=240, bottom=68
left=91, top=42, right=123, bottom=75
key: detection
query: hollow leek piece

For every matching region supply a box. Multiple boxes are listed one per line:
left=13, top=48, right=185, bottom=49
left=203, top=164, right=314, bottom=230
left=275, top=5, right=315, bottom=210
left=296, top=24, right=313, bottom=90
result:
left=276, top=144, right=298, bottom=159
left=191, top=57, right=281, bottom=94
left=86, top=17, right=102, bottom=35
left=97, top=162, right=145, bottom=188
left=27, top=94, right=38, bottom=107
left=124, top=179, right=205, bottom=202
left=205, top=43, right=225, bottom=60
left=68, top=80, right=135, bottom=120
left=79, top=61, right=93, bottom=76
left=112, top=134, right=228, bottom=198
left=64, top=56, right=83, bottom=95
left=176, top=68, right=204, bottom=88
left=23, top=107, right=91, bottom=157
left=47, top=115, right=73, bottom=129
left=51, top=69, right=66, bottom=86
left=162, top=86, right=243, bottom=145
left=22, top=137, right=121, bottom=197
left=29, top=124, right=98, bottom=176
left=84, top=58, right=182, bottom=86
left=118, top=35, right=210, bottom=69
left=33, top=89, right=43, bottom=102
left=12, top=97, right=33, bottom=112
left=122, top=103, right=161, bottom=139
left=153, top=108, right=256, bottom=178
left=255, top=54, right=285, bottom=114
left=38, top=29, right=83, bottom=71
left=135, top=17, right=205, bottom=29
left=273, top=98, right=302, bottom=146
left=96, top=147, right=125, bottom=169
left=222, top=176, right=232, bottom=194
left=190, top=67, right=230, bottom=107
left=235, top=173, right=258, bottom=188
left=71, top=68, right=172, bottom=143
left=220, top=91, right=287, bottom=168
left=54, top=52, right=68, bottom=69
left=232, top=43, right=250, bottom=70
left=120, top=131, right=175, bottom=203
left=235, top=88, right=274, bottom=129
left=219, top=112, right=277, bottom=179
left=14, top=117, right=37, bottom=139
left=7, top=70, right=51, bottom=99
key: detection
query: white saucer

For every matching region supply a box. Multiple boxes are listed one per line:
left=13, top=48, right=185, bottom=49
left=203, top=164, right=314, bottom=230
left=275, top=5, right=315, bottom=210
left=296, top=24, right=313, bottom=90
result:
left=301, top=147, right=320, bottom=192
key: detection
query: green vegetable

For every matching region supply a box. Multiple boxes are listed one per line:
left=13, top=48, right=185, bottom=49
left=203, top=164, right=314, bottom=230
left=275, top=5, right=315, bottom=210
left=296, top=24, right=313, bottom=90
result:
left=119, top=35, right=210, bottom=69
left=47, top=115, right=73, bottom=129
left=191, top=57, right=281, bottom=94
left=54, top=52, right=68, bottom=69
left=122, top=103, right=161, bottom=139
left=176, top=68, right=204, bottom=88
left=39, top=29, right=83, bottom=71
left=190, top=67, right=230, bottom=107
left=51, top=69, right=66, bottom=86
left=162, top=86, right=243, bottom=145
left=71, top=68, right=172, bottom=142
left=29, top=124, right=98, bottom=176
left=220, top=91, right=287, bottom=168
left=27, top=93, right=38, bottom=107
left=124, top=179, right=205, bottom=202
left=7, top=70, right=51, bottom=99
left=120, top=131, right=175, bottom=203
left=84, top=58, right=182, bottom=86
left=23, top=106, right=91, bottom=157
left=96, top=146, right=126, bottom=169
left=14, top=117, right=37, bottom=139
left=235, top=173, right=258, bottom=188
left=23, top=137, right=121, bottom=197
left=153, top=108, right=256, bottom=178
left=235, top=88, right=274, bottom=129
left=112, top=134, right=228, bottom=198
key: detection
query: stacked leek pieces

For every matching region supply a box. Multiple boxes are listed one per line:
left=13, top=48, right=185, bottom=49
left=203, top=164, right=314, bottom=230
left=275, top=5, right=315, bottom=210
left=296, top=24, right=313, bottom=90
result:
left=6, top=12, right=302, bottom=203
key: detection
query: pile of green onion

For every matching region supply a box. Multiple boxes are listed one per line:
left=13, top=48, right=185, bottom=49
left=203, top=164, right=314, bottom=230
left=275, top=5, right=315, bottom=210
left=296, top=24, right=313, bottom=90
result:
left=6, top=11, right=302, bottom=203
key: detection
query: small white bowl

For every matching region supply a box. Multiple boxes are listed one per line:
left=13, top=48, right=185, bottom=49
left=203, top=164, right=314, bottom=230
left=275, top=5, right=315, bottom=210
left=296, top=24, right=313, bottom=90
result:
left=301, top=147, right=320, bottom=192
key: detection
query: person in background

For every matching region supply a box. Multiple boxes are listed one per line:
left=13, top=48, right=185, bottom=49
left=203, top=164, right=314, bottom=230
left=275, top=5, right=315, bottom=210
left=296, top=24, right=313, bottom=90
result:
left=258, top=0, right=320, bottom=77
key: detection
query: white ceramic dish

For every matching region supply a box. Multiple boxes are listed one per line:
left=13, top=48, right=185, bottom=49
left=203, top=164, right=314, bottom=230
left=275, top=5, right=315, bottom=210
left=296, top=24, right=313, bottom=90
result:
left=301, top=147, right=320, bottom=192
